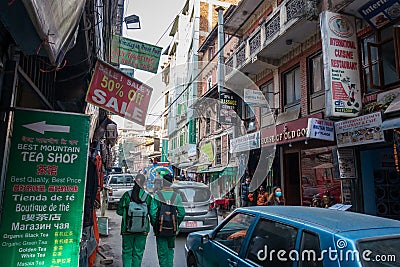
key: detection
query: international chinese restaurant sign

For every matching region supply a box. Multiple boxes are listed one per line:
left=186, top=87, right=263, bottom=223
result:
left=0, top=108, right=90, bottom=267
left=86, top=60, right=152, bottom=126
left=320, top=11, right=362, bottom=118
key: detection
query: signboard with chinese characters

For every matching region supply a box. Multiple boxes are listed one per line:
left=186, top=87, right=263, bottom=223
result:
left=219, top=91, right=238, bottom=125
left=335, top=112, right=385, bottom=147
left=358, top=0, right=400, bottom=29
left=230, top=131, right=260, bottom=153
left=320, top=11, right=362, bottom=118
left=86, top=60, right=152, bottom=126
left=111, top=35, right=162, bottom=74
left=0, top=108, right=90, bottom=267
left=307, top=118, right=335, bottom=141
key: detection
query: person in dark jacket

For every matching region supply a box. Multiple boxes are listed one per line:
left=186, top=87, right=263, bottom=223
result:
left=117, top=174, right=151, bottom=267
left=240, top=177, right=251, bottom=207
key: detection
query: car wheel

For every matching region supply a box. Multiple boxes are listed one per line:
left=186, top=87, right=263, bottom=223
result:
left=187, top=254, right=197, bottom=267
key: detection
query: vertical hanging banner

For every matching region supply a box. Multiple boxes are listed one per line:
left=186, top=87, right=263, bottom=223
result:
left=111, top=35, right=162, bottom=74
left=86, top=60, right=152, bottom=126
left=0, top=109, right=90, bottom=267
left=320, top=11, right=362, bottom=118
left=219, top=91, right=238, bottom=125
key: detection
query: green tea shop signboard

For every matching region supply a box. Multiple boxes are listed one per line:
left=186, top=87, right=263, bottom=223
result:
left=0, top=109, right=90, bottom=266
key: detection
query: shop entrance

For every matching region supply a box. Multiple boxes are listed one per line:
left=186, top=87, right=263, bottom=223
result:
left=284, top=152, right=301, bottom=205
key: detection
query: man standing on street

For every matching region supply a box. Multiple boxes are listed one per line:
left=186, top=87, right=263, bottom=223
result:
left=149, top=174, right=185, bottom=267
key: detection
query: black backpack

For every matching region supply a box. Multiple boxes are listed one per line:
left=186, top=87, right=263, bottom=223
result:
left=155, top=191, right=178, bottom=237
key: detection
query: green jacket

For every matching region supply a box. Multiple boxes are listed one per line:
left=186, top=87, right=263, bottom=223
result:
left=149, top=188, right=185, bottom=233
left=117, top=188, right=152, bottom=234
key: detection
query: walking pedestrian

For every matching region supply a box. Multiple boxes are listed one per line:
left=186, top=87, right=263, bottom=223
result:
left=240, top=177, right=251, bottom=207
left=116, top=174, right=151, bottom=267
left=149, top=174, right=185, bottom=267
left=267, top=186, right=284, bottom=206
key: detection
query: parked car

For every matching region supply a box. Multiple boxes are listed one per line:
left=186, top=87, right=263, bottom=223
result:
left=105, top=173, right=135, bottom=209
left=171, top=181, right=218, bottom=233
left=185, top=206, right=400, bottom=267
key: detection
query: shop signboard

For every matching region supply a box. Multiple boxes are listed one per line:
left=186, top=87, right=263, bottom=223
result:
left=320, top=11, right=362, bottom=118
left=394, top=129, right=400, bottom=173
left=200, top=142, right=214, bottom=162
left=86, top=60, right=153, bottom=126
left=307, top=118, right=335, bottom=141
left=219, top=91, right=238, bottom=125
left=0, top=108, right=90, bottom=267
left=244, top=89, right=266, bottom=106
left=337, top=148, right=357, bottom=178
left=358, top=0, right=400, bottom=29
left=230, top=131, right=260, bottom=153
left=261, top=113, right=323, bottom=146
left=335, top=112, right=385, bottom=147
left=111, top=35, right=162, bottom=74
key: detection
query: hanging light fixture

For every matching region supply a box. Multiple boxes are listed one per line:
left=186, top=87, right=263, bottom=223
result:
left=124, top=14, right=141, bottom=30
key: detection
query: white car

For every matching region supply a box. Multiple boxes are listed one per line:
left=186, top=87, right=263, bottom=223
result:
left=105, top=174, right=135, bottom=209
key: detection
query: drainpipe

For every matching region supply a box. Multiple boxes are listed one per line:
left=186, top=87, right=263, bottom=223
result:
left=216, top=6, right=225, bottom=100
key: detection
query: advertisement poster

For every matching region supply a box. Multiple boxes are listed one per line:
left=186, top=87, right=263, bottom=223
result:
left=230, top=131, right=260, bottom=153
left=307, top=118, right=335, bottom=141
left=320, top=11, right=362, bottom=117
left=337, top=148, right=357, bottom=178
left=358, top=0, right=400, bottom=29
left=86, top=60, right=152, bottom=126
left=0, top=108, right=90, bottom=267
left=111, top=35, right=162, bottom=74
left=335, top=112, right=385, bottom=147
left=219, top=91, right=238, bottom=125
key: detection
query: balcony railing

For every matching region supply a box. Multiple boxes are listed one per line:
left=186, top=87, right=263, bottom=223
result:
left=225, top=0, right=309, bottom=76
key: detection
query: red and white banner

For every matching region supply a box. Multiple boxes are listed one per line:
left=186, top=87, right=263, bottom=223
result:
left=86, top=60, right=152, bottom=126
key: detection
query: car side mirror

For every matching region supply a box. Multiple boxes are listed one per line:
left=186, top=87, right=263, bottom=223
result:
left=201, top=234, right=209, bottom=244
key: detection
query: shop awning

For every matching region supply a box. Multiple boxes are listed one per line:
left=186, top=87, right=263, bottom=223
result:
left=200, top=166, right=226, bottom=173
left=382, top=117, right=400, bottom=130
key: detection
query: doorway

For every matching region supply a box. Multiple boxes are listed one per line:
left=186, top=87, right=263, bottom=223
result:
left=284, top=152, right=301, bottom=205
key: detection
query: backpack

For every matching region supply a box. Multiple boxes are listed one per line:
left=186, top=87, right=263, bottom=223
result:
left=155, top=191, right=178, bottom=237
left=126, top=190, right=148, bottom=233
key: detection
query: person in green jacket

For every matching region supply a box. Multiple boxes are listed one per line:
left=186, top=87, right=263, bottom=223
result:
left=149, top=174, right=185, bottom=267
left=117, top=173, right=151, bottom=267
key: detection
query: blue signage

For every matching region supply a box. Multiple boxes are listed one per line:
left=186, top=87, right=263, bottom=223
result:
left=358, top=0, right=400, bottom=29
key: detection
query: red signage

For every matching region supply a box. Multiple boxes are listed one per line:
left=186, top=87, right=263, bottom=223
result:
left=261, top=113, right=323, bottom=146
left=86, top=60, right=152, bottom=126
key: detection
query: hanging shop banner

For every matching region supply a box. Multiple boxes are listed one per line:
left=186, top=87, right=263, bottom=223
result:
left=230, top=131, right=260, bottom=153
left=200, top=141, right=214, bottom=163
left=86, top=60, right=153, bottom=126
left=335, top=112, right=385, bottom=147
left=358, top=0, right=400, bottom=29
left=0, top=108, right=90, bottom=267
left=111, top=35, right=162, bottom=74
left=244, top=89, right=266, bottom=106
left=307, top=118, right=335, bottom=141
left=320, top=11, right=362, bottom=118
left=337, top=148, right=357, bottom=178
left=219, top=91, right=238, bottom=125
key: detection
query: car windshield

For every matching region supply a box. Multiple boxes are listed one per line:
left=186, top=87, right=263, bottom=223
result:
left=176, top=188, right=210, bottom=202
left=358, top=237, right=400, bottom=266
left=108, top=175, right=133, bottom=185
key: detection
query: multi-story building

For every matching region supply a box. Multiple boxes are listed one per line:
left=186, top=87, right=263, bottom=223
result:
left=163, top=0, right=239, bottom=180
left=221, top=0, right=400, bottom=219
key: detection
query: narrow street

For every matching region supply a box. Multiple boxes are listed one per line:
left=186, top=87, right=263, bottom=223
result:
left=94, top=208, right=190, bottom=267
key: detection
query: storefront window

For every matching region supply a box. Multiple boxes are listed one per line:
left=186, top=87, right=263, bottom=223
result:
left=301, top=147, right=342, bottom=207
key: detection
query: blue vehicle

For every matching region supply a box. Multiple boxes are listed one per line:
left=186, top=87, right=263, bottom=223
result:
left=185, top=206, right=400, bottom=267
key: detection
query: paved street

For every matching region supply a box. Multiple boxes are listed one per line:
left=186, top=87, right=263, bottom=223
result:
left=94, top=208, right=190, bottom=267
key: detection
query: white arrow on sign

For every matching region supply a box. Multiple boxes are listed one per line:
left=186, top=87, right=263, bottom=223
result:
left=23, top=121, right=70, bottom=134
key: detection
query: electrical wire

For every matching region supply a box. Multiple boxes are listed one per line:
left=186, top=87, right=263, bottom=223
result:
left=155, top=2, right=188, bottom=46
